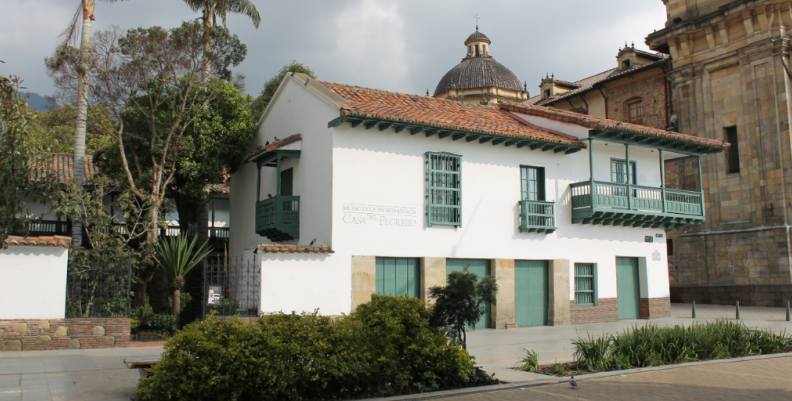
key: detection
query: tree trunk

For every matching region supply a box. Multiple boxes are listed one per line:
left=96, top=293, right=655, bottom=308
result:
left=173, top=287, right=181, bottom=324
left=201, top=4, right=215, bottom=80
left=71, top=1, right=94, bottom=248
left=131, top=205, right=161, bottom=310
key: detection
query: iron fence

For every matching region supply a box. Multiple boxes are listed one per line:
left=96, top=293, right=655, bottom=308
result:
left=203, top=255, right=260, bottom=318
left=66, top=253, right=132, bottom=318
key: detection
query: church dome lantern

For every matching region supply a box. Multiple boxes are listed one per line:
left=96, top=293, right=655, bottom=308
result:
left=434, top=26, right=527, bottom=104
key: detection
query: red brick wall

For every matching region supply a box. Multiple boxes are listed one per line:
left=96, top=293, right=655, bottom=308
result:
left=640, top=297, right=671, bottom=319
left=570, top=298, right=618, bottom=324
left=0, top=318, right=130, bottom=352
left=605, top=72, right=667, bottom=130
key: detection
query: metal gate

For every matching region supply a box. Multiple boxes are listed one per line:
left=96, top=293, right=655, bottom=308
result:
left=66, top=252, right=132, bottom=318
left=202, top=256, right=261, bottom=318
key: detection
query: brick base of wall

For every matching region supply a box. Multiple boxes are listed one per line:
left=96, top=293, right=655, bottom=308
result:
left=671, top=285, right=792, bottom=307
left=570, top=298, right=618, bottom=324
left=641, top=297, right=671, bottom=319
left=0, top=318, right=130, bottom=352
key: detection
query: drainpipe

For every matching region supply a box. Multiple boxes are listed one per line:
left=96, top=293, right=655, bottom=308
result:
left=597, top=87, right=609, bottom=119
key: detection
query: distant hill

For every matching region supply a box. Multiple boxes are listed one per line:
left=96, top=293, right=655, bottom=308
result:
left=23, top=92, right=58, bottom=112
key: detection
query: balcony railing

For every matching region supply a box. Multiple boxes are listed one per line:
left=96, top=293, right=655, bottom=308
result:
left=570, top=181, right=704, bottom=229
left=519, top=200, right=556, bottom=233
left=255, top=195, right=300, bottom=242
left=28, top=220, right=72, bottom=236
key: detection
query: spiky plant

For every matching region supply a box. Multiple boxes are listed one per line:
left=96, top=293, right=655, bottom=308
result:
left=154, top=235, right=212, bottom=323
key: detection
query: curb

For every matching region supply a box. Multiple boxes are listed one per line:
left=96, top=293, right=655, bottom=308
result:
left=360, top=351, right=792, bottom=400
left=126, top=341, right=167, bottom=348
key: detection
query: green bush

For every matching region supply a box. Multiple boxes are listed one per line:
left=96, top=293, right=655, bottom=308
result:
left=573, top=320, right=792, bottom=372
left=135, top=295, right=495, bottom=400
left=516, top=349, right=539, bottom=372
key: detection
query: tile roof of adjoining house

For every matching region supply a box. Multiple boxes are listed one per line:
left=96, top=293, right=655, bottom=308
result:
left=244, top=134, right=303, bottom=162
left=257, top=244, right=334, bottom=254
left=3, top=235, right=72, bottom=249
left=321, top=81, right=586, bottom=148
left=500, top=102, right=730, bottom=150
left=31, top=154, right=98, bottom=183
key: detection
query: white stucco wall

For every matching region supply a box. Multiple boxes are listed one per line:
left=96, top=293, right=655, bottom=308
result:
left=0, top=246, right=69, bottom=319
left=259, top=253, right=344, bottom=315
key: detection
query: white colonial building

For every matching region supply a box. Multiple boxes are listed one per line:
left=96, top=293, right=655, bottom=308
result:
left=229, top=68, right=727, bottom=328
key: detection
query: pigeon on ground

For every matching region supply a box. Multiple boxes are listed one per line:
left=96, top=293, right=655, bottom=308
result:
left=569, top=375, right=577, bottom=389
left=267, top=194, right=273, bottom=198
left=309, top=238, right=316, bottom=246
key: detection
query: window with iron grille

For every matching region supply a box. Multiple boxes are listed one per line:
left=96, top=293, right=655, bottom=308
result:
left=426, top=152, right=462, bottom=227
left=628, top=100, right=643, bottom=123
left=725, top=126, right=740, bottom=174
left=520, top=166, right=545, bottom=201
left=574, top=263, right=597, bottom=306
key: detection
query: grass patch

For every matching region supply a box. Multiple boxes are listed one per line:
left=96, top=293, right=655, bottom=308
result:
left=573, top=320, right=792, bottom=373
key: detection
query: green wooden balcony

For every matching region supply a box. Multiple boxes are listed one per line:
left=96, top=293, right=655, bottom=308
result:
left=519, top=200, right=556, bottom=233
left=255, top=195, right=300, bottom=242
left=570, top=181, right=704, bottom=229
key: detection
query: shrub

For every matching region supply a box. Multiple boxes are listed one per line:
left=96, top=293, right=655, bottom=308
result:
left=573, top=320, right=792, bottom=372
left=429, top=267, right=498, bottom=349
left=135, top=295, right=495, bottom=401
left=516, top=349, right=539, bottom=372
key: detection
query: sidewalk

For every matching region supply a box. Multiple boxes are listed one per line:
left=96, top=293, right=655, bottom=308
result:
left=0, top=346, right=163, bottom=401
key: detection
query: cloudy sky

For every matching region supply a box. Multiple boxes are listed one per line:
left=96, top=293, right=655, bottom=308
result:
left=1, top=0, right=668, bottom=99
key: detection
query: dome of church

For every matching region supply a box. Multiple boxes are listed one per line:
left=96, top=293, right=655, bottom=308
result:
left=465, top=30, right=491, bottom=45
left=433, top=56, right=522, bottom=96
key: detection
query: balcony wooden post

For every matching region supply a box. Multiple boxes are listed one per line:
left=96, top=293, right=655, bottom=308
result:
left=697, top=155, right=705, bottom=217
left=625, top=143, right=632, bottom=210
left=276, top=153, right=282, bottom=196
left=256, top=162, right=261, bottom=202
left=588, top=138, right=595, bottom=208
left=659, top=149, right=666, bottom=213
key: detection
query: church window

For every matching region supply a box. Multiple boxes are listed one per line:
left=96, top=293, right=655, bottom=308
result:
left=622, top=60, right=631, bottom=70
left=476, top=44, right=480, bottom=57
left=725, top=126, right=740, bottom=174
left=628, top=99, right=643, bottom=123
left=426, top=152, right=462, bottom=227
left=520, top=166, right=545, bottom=201
left=543, top=89, right=551, bottom=99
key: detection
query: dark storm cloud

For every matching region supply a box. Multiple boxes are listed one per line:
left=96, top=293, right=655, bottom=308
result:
left=1, top=0, right=666, bottom=98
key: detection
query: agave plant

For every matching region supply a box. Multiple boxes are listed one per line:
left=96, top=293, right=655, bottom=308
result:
left=154, top=235, right=212, bottom=323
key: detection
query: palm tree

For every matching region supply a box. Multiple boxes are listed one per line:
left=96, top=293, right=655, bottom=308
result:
left=57, top=0, right=124, bottom=246
left=182, top=0, right=261, bottom=78
left=154, top=235, right=212, bottom=323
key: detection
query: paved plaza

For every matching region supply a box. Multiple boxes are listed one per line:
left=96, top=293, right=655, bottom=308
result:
left=0, top=304, right=790, bottom=400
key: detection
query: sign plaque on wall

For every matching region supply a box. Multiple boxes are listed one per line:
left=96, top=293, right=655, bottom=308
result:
left=652, top=250, right=661, bottom=262
left=342, top=204, right=419, bottom=227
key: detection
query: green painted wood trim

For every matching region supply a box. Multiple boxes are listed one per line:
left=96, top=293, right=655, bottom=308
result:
left=327, top=116, right=346, bottom=128
left=589, top=129, right=724, bottom=156
left=256, top=163, right=261, bottom=202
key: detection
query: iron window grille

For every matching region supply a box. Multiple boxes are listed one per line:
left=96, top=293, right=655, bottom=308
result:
left=426, top=152, right=462, bottom=227
left=574, top=263, right=597, bottom=306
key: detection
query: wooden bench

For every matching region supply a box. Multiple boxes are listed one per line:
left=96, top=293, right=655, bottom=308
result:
left=124, top=358, right=161, bottom=377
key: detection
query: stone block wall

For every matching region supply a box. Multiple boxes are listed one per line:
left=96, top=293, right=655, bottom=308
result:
left=671, top=284, right=792, bottom=307
left=605, top=72, right=668, bottom=130
left=0, top=318, right=130, bottom=352
left=640, top=297, right=671, bottom=319
left=570, top=298, right=618, bottom=324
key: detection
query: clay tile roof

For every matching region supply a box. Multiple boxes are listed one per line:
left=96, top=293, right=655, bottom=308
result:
left=321, top=82, right=586, bottom=148
left=257, top=243, right=334, bottom=254
left=244, top=134, right=303, bottom=162
left=3, top=235, right=72, bottom=249
left=500, top=102, right=729, bottom=150
left=30, top=154, right=99, bottom=183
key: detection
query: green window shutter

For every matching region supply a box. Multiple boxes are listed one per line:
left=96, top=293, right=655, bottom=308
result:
left=574, top=263, right=597, bottom=306
left=426, top=152, right=462, bottom=227
left=375, top=258, right=420, bottom=298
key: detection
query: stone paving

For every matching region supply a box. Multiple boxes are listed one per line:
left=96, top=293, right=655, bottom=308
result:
left=0, top=346, right=162, bottom=401
left=423, top=354, right=792, bottom=400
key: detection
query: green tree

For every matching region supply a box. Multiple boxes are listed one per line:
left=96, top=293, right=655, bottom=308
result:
left=251, top=61, right=316, bottom=120
left=0, top=68, right=55, bottom=243
left=28, top=104, right=116, bottom=154
left=154, top=235, right=212, bottom=323
left=47, top=22, right=247, bottom=308
left=428, top=267, right=499, bottom=350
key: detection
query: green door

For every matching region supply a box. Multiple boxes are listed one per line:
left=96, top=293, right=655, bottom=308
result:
left=616, top=257, right=640, bottom=319
left=280, top=168, right=293, bottom=196
left=515, top=260, right=549, bottom=327
left=446, top=259, right=491, bottom=329
left=375, top=258, right=420, bottom=297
